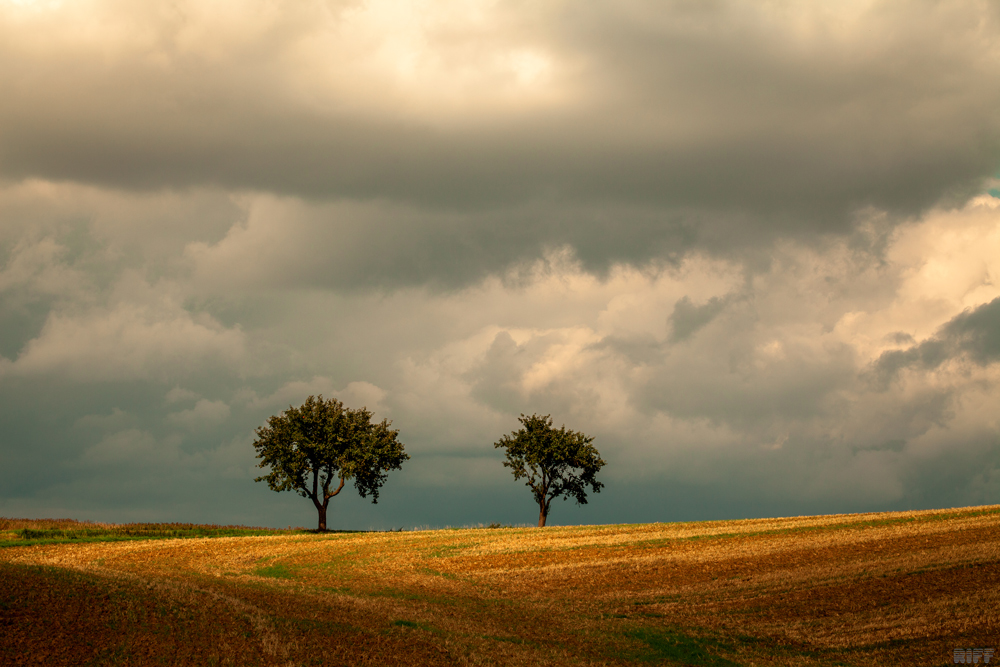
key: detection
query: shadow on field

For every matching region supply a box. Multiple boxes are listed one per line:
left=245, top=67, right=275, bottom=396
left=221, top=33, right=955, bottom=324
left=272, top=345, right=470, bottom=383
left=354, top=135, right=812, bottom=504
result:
left=0, top=562, right=456, bottom=666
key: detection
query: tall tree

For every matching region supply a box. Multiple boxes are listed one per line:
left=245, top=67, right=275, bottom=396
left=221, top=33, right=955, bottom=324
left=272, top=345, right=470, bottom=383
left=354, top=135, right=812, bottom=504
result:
left=253, top=395, right=409, bottom=531
left=494, top=413, right=605, bottom=527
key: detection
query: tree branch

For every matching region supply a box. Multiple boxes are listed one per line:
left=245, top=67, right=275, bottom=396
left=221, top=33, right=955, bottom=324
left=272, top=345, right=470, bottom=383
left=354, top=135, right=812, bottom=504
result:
left=310, top=467, right=322, bottom=507
left=325, top=476, right=346, bottom=500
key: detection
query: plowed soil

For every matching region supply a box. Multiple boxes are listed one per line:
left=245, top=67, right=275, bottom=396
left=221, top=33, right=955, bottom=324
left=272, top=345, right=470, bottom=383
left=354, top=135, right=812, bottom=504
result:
left=3, top=505, right=998, bottom=666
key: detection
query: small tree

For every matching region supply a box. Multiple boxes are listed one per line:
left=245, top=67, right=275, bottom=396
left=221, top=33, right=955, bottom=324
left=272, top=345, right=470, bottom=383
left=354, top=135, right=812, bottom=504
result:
left=494, top=413, right=605, bottom=527
left=253, top=395, right=409, bottom=531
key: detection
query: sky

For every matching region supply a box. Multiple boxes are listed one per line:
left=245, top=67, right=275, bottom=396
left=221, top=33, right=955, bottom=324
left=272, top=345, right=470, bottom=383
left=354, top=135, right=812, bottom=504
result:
left=2, top=0, right=1000, bottom=530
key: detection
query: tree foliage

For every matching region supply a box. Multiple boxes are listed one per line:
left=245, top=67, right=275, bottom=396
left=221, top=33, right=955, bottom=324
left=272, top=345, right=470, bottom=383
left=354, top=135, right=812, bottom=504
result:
left=253, top=395, right=409, bottom=531
left=494, top=413, right=605, bottom=527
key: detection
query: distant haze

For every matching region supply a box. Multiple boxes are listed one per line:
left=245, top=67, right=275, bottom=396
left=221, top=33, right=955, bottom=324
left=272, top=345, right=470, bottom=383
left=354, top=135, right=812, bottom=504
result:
left=2, top=0, right=1000, bottom=528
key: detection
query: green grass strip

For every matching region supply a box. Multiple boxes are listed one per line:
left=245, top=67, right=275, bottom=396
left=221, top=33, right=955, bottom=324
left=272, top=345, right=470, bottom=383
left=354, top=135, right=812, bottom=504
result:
left=621, top=628, right=742, bottom=665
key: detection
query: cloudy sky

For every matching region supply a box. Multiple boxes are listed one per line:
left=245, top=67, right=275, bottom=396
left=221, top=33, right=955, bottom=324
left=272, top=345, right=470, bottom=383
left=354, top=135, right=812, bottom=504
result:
left=2, top=0, right=1000, bottom=530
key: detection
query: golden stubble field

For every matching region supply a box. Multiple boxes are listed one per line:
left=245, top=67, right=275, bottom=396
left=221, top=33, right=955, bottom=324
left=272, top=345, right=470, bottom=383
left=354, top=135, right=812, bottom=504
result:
left=2, top=505, right=999, bottom=666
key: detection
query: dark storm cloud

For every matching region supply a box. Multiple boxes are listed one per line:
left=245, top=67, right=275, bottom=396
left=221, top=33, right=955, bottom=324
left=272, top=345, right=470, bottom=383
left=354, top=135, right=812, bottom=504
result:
left=872, top=296, right=1000, bottom=387
left=669, top=295, right=728, bottom=342
left=183, top=197, right=710, bottom=292
left=943, top=296, right=1000, bottom=365
left=1, top=0, right=998, bottom=285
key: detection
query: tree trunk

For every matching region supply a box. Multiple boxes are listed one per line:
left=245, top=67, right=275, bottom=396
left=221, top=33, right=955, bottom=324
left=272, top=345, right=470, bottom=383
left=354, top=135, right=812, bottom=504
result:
left=317, top=503, right=327, bottom=532
left=537, top=478, right=549, bottom=527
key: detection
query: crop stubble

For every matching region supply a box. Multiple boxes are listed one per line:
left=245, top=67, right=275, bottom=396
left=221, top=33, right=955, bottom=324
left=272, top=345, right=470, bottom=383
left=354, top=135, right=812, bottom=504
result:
left=2, top=505, right=998, bottom=665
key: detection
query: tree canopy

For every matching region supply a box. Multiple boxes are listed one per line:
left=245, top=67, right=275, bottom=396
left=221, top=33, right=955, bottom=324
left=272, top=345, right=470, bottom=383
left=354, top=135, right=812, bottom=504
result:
left=253, top=395, right=409, bottom=531
left=494, top=413, right=605, bottom=527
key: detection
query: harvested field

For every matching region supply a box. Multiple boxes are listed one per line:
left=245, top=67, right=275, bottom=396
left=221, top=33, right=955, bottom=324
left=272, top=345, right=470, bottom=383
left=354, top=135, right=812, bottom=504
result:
left=2, top=505, right=998, bottom=666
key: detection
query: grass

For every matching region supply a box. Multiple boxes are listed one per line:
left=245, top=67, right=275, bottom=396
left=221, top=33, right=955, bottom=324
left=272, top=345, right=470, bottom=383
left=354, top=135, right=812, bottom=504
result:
left=254, top=562, right=296, bottom=579
left=0, top=518, right=307, bottom=548
left=3, top=505, right=1000, bottom=665
left=621, top=628, right=741, bottom=666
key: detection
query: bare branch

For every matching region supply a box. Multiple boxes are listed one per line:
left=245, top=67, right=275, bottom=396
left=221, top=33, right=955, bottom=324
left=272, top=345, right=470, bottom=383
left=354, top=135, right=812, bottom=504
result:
left=326, top=476, right=346, bottom=500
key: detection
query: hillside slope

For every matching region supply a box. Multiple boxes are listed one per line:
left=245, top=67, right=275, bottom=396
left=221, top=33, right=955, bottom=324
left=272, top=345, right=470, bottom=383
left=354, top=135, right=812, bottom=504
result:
left=3, top=506, right=999, bottom=666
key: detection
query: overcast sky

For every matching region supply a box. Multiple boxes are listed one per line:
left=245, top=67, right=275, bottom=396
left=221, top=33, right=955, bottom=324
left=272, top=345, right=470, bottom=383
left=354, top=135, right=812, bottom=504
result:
left=2, top=0, right=1000, bottom=529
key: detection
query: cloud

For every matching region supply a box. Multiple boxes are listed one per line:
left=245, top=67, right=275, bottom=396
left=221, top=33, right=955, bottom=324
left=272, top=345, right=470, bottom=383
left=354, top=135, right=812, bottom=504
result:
left=166, top=399, right=231, bottom=430
left=336, top=381, right=388, bottom=415
left=243, top=376, right=340, bottom=410
left=466, top=326, right=608, bottom=415
left=3, top=2, right=1000, bottom=527
left=242, top=377, right=388, bottom=416
left=942, top=297, right=1000, bottom=364
left=0, top=179, right=240, bottom=259
left=372, top=200, right=1000, bottom=509
left=73, top=426, right=262, bottom=516
left=164, top=386, right=200, bottom=405
left=81, top=429, right=176, bottom=466
left=74, top=407, right=133, bottom=432
left=0, top=1, right=997, bottom=283
left=0, top=234, right=86, bottom=298
left=5, top=291, right=245, bottom=381
left=871, top=296, right=1000, bottom=386
left=669, top=295, right=730, bottom=343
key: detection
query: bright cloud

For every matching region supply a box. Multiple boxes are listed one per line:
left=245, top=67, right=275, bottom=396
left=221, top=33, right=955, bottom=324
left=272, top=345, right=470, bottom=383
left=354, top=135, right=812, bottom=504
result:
left=4, top=290, right=245, bottom=381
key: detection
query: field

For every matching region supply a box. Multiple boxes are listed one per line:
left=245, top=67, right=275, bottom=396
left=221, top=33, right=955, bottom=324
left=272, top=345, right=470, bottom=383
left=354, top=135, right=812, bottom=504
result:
left=2, top=506, right=999, bottom=666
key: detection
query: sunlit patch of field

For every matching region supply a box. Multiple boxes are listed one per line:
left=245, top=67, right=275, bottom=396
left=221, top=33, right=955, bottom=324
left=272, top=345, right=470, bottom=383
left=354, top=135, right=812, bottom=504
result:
left=3, top=506, right=999, bottom=666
